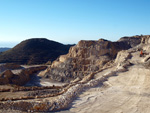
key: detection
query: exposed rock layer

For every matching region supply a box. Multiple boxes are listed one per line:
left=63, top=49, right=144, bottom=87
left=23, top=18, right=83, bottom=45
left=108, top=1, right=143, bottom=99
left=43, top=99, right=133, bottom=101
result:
left=44, top=37, right=142, bottom=82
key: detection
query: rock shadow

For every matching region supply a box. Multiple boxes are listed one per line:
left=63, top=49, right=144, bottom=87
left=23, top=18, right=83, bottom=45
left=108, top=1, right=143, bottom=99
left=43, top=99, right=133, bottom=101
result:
left=24, top=74, right=42, bottom=87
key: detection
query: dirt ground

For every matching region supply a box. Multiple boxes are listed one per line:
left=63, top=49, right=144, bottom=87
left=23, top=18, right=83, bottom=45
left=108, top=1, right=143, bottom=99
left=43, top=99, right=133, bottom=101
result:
left=58, top=51, right=150, bottom=113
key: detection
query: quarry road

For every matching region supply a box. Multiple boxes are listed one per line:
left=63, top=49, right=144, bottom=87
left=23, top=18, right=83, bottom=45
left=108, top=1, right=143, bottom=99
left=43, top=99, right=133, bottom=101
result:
left=60, top=64, right=150, bottom=113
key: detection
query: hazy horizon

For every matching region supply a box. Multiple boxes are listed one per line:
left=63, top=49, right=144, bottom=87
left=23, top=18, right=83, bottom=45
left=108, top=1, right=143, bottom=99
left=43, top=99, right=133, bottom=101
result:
left=0, top=34, right=149, bottom=48
left=0, top=41, right=17, bottom=48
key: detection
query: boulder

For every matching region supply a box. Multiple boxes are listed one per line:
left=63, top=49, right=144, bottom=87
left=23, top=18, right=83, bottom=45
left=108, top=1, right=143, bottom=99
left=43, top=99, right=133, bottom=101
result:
left=115, top=50, right=132, bottom=64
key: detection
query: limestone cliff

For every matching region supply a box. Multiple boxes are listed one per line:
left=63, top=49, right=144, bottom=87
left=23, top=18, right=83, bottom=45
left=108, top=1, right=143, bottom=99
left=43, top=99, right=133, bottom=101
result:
left=44, top=37, right=142, bottom=82
left=117, top=35, right=142, bottom=47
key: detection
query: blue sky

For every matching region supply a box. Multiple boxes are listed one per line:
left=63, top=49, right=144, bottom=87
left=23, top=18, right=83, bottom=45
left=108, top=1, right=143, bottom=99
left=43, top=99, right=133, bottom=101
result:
left=0, top=0, right=150, bottom=47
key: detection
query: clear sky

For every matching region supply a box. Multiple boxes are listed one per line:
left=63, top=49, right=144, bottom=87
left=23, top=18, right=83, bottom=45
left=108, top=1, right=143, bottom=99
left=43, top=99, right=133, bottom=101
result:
left=0, top=0, right=150, bottom=47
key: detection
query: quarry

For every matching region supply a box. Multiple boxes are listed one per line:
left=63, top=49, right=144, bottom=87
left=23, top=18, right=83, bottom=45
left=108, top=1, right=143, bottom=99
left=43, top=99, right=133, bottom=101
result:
left=0, top=35, right=150, bottom=113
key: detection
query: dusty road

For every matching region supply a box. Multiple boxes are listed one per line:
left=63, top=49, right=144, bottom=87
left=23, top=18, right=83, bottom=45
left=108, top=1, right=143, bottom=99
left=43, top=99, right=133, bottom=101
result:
left=59, top=51, right=150, bottom=113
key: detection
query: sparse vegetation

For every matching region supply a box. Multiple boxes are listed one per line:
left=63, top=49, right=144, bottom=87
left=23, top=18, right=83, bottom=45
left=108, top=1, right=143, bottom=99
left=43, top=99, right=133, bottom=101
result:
left=0, top=38, right=73, bottom=65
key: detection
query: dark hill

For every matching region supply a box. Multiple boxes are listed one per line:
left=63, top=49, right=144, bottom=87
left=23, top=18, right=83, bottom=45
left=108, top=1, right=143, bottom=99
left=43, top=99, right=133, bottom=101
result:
left=0, top=38, right=73, bottom=65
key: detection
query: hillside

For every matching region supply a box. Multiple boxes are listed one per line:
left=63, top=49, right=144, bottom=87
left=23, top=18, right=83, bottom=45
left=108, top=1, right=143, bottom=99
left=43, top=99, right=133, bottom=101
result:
left=0, top=38, right=73, bottom=65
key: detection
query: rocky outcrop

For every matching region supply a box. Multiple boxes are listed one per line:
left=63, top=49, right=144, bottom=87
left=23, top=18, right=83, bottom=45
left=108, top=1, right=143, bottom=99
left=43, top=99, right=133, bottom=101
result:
left=117, top=35, right=142, bottom=47
left=44, top=37, right=141, bottom=82
left=115, top=50, right=132, bottom=64
left=13, top=66, right=47, bottom=85
left=0, top=66, right=47, bottom=86
left=141, top=35, right=150, bottom=44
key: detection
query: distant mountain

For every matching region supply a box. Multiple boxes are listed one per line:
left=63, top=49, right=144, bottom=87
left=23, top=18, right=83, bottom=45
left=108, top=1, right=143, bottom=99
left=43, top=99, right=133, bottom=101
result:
left=0, top=38, right=74, bottom=65
left=0, top=48, right=10, bottom=52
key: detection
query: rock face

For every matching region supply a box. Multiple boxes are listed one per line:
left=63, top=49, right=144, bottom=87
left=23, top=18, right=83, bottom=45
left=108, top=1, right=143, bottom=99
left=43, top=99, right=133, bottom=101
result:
left=141, top=35, right=150, bottom=44
left=0, top=38, right=73, bottom=65
left=117, top=35, right=142, bottom=47
left=44, top=37, right=142, bottom=82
